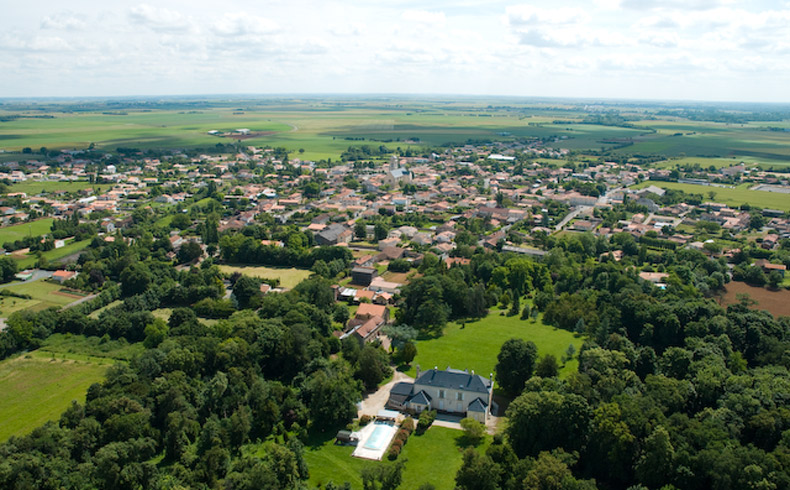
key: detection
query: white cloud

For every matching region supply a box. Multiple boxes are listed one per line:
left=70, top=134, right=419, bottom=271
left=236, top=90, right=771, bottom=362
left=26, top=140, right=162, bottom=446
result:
left=128, top=4, right=192, bottom=32
left=40, top=12, right=86, bottom=31
left=506, top=5, right=588, bottom=26
left=401, top=9, right=446, bottom=25
left=0, top=0, right=789, bottom=101
left=211, top=13, right=278, bottom=37
left=619, top=0, right=737, bottom=10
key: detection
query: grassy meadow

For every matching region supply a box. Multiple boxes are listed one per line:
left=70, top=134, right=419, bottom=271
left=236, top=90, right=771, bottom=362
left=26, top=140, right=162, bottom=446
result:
left=8, top=181, right=112, bottom=195
left=218, top=264, right=313, bottom=289
left=407, top=306, right=582, bottom=380
left=38, top=333, right=145, bottom=362
left=12, top=238, right=92, bottom=269
left=0, top=279, right=81, bottom=316
left=0, top=218, right=54, bottom=245
left=0, top=350, right=109, bottom=441
left=631, top=181, right=790, bottom=211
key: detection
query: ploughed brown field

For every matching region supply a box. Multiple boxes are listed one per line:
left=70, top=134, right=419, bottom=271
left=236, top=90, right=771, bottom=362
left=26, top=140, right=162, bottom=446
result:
left=717, top=281, right=790, bottom=317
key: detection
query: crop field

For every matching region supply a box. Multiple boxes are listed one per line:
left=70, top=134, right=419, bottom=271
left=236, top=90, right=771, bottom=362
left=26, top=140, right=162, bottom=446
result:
left=0, top=99, right=703, bottom=161
left=630, top=181, right=790, bottom=211
left=615, top=121, right=790, bottom=162
left=0, top=279, right=81, bottom=314
left=304, top=425, right=486, bottom=490
left=217, top=264, right=312, bottom=289
left=407, top=306, right=582, bottom=380
left=0, top=218, right=54, bottom=245
left=0, top=350, right=108, bottom=441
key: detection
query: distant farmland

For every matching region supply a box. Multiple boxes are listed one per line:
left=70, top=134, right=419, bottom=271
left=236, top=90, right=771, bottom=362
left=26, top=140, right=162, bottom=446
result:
left=717, top=281, right=790, bottom=318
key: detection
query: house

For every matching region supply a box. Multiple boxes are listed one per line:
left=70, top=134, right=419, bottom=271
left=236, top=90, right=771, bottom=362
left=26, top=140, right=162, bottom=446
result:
left=351, top=266, right=377, bottom=286
left=52, top=270, right=78, bottom=284
left=351, top=303, right=390, bottom=325
left=316, top=224, right=352, bottom=246
left=386, top=366, right=495, bottom=423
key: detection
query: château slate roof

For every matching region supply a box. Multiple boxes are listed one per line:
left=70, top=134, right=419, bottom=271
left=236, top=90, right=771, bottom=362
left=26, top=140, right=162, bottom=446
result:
left=415, top=368, right=491, bottom=395
left=467, top=397, right=488, bottom=412
left=409, top=390, right=432, bottom=405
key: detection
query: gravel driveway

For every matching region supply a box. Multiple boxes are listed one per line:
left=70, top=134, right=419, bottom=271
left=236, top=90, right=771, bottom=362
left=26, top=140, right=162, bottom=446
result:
left=358, top=369, right=414, bottom=417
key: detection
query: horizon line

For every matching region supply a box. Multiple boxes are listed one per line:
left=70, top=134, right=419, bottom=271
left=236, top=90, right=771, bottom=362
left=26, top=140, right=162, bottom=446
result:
left=2, top=92, right=790, bottom=107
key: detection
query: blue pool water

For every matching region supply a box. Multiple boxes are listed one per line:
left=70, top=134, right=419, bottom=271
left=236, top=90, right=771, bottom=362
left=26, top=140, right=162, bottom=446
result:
left=363, top=424, right=391, bottom=450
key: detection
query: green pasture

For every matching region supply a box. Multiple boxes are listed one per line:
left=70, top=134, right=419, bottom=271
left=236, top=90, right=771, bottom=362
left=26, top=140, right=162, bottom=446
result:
left=0, top=218, right=54, bottom=245
left=407, top=307, right=582, bottom=380
left=39, top=333, right=144, bottom=362
left=631, top=181, right=790, bottom=211
left=0, top=279, right=80, bottom=314
left=218, top=264, right=312, bottom=289
left=14, top=238, right=92, bottom=269
left=0, top=350, right=108, bottom=441
left=653, top=155, right=790, bottom=170
left=304, top=425, right=486, bottom=490
left=7, top=181, right=112, bottom=195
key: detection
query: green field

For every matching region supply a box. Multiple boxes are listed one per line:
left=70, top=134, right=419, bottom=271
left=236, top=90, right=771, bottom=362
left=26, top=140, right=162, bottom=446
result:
left=0, top=218, right=54, bottom=245
left=0, top=99, right=705, bottom=162
left=619, top=120, right=790, bottom=162
left=407, top=307, right=582, bottom=380
left=304, top=426, right=484, bottom=490
left=8, top=181, right=112, bottom=196
left=0, top=279, right=80, bottom=315
left=631, top=181, right=790, bottom=211
left=218, top=265, right=313, bottom=289
left=13, top=238, right=92, bottom=269
left=0, top=350, right=108, bottom=441
left=39, top=333, right=145, bottom=362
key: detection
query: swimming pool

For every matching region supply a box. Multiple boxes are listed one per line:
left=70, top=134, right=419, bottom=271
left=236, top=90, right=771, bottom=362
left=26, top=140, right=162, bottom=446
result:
left=363, top=423, right=392, bottom=450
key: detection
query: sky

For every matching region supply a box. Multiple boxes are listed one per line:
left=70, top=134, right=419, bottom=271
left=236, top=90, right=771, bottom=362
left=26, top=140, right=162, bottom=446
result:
left=2, top=0, right=790, bottom=102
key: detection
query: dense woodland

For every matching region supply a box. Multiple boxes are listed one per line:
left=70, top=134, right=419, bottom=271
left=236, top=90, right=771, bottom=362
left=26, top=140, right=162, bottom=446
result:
left=0, top=194, right=788, bottom=490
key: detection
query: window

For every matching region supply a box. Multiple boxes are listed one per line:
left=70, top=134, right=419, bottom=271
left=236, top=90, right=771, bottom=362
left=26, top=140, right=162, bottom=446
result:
left=457, top=392, right=464, bottom=401
left=439, top=390, right=445, bottom=399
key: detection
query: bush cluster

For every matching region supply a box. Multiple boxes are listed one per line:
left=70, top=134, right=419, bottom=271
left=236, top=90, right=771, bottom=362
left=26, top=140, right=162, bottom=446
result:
left=416, top=410, right=436, bottom=435
left=387, top=418, right=415, bottom=460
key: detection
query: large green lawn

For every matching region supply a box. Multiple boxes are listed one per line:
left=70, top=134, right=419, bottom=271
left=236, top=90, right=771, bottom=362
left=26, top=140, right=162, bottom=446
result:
left=0, top=218, right=54, bottom=245
left=304, top=426, right=485, bottom=490
left=0, top=350, right=109, bottom=441
left=218, top=264, right=313, bottom=289
left=631, top=181, right=790, bottom=211
left=407, top=307, right=582, bottom=380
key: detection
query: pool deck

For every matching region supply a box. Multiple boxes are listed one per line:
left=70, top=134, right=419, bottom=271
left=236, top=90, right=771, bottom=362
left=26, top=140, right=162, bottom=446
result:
left=351, top=422, right=398, bottom=461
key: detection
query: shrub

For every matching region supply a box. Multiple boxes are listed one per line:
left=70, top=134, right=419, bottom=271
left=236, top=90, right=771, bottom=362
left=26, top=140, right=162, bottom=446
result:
left=360, top=415, right=372, bottom=426
left=395, top=429, right=409, bottom=444
left=401, top=417, right=415, bottom=434
left=387, top=444, right=401, bottom=460
left=417, top=410, right=437, bottom=434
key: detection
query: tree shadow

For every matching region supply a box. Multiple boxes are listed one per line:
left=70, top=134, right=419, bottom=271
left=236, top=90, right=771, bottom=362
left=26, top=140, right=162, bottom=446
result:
left=306, top=426, right=342, bottom=449
left=454, top=433, right=484, bottom=450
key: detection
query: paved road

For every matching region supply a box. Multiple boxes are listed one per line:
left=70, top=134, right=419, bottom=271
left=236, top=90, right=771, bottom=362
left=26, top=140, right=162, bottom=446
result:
left=555, top=206, right=591, bottom=231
